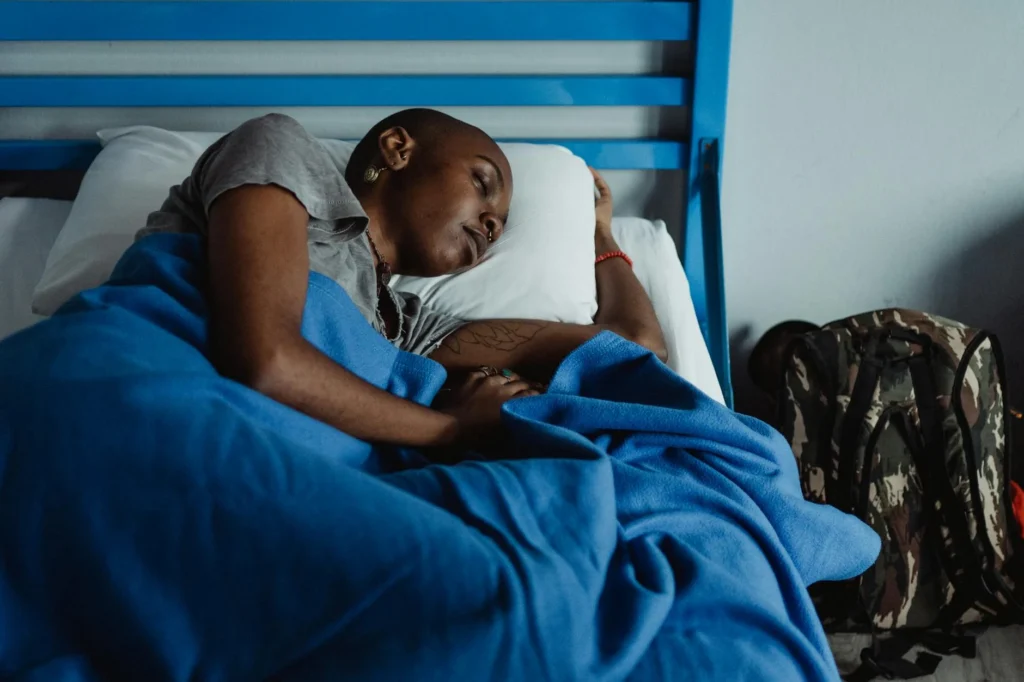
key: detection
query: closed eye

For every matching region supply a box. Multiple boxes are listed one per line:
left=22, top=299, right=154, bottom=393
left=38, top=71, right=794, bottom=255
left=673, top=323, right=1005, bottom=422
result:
left=473, top=171, right=489, bottom=197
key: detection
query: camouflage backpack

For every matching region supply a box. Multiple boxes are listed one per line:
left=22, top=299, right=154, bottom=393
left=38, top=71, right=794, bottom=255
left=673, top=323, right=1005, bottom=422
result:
left=778, top=309, right=1024, bottom=647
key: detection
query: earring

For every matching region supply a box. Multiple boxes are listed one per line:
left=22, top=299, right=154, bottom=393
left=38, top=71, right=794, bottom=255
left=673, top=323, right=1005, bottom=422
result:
left=363, top=166, right=381, bottom=184
left=487, top=227, right=495, bottom=243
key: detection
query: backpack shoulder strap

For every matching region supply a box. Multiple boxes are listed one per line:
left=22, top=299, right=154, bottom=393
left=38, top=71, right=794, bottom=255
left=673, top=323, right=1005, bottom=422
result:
left=835, top=330, right=884, bottom=515
left=906, top=349, right=994, bottom=620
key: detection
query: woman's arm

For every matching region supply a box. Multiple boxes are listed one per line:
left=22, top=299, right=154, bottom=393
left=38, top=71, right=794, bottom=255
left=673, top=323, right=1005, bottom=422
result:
left=590, top=166, right=665, bottom=350
left=206, top=184, right=528, bottom=447
left=429, top=169, right=667, bottom=380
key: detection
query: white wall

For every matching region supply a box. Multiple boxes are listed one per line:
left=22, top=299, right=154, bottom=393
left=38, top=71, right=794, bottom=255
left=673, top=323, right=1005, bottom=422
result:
left=724, top=0, right=1024, bottom=411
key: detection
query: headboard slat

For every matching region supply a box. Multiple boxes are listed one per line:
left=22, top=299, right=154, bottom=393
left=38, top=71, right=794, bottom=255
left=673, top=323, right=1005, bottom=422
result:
left=1, top=1, right=692, bottom=42
left=0, top=75, right=690, bottom=108
left=0, top=139, right=686, bottom=172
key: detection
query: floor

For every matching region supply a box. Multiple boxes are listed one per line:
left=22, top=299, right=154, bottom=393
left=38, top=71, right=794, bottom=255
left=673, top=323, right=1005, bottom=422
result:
left=829, top=627, right=1024, bottom=681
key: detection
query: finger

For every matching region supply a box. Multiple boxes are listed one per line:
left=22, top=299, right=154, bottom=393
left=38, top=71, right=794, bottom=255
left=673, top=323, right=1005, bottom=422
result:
left=470, top=366, right=499, bottom=380
left=462, top=371, right=489, bottom=386
left=482, top=374, right=512, bottom=387
left=482, top=373, right=524, bottom=389
left=589, top=167, right=611, bottom=199
left=516, top=389, right=541, bottom=398
left=497, top=379, right=533, bottom=395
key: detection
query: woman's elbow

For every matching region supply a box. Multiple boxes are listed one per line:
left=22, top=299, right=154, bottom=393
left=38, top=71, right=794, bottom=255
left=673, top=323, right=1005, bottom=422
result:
left=214, top=337, right=294, bottom=396
left=623, top=329, right=669, bottom=363
left=242, top=350, right=291, bottom=395
left=644, top=337, right=670, bottom=364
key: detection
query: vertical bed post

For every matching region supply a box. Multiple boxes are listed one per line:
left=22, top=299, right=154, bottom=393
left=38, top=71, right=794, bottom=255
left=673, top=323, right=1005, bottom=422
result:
left=685, top=0, right=733, bottom=406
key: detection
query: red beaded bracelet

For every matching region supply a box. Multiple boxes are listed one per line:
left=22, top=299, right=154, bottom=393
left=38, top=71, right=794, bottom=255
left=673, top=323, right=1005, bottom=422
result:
left=595, top=250, right=633, bottom=268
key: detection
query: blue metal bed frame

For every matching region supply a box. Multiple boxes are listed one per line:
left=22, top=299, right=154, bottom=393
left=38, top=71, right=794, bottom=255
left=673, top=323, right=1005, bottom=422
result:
left=0, top=0, right=734, bottom=405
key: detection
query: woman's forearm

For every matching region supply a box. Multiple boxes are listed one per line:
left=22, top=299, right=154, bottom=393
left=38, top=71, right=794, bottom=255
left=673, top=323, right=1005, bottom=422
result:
left=427, top=231, right=668, bottom=380
left=247, top=336, right=461, bottom=448
left=207, top=184, right=459, bottom=449
left=593, top=230, right=668, bottom=360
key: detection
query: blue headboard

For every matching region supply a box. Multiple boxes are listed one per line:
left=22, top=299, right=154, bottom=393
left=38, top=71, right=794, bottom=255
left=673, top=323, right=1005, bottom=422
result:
left=0, top=0, right=734, bottom=405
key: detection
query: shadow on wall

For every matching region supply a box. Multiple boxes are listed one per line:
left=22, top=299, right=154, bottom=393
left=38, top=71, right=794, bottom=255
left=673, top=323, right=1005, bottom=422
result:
left=933, top=212, right=1024, bottom=471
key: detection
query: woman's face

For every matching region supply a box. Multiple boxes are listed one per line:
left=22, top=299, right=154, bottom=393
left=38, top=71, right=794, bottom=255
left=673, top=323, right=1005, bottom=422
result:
left=379, top=129, right=513, bottom=277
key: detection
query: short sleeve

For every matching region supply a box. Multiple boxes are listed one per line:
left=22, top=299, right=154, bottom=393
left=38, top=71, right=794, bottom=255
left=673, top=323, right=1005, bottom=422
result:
left=397, top=292, right=464, bottom=356
left=195, top=113, right=355, bottom=222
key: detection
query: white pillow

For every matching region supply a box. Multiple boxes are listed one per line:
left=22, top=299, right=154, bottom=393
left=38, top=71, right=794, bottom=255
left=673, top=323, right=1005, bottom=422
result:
left=610, top=217, right=724, bottom=404
left=32, top=127, right=218, bottom=315
left=32, top=125, right=598, bottom=325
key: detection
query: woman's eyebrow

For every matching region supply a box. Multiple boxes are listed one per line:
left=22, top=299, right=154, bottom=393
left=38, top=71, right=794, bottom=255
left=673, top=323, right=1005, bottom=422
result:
left=476, top=155, right=505, bottom=191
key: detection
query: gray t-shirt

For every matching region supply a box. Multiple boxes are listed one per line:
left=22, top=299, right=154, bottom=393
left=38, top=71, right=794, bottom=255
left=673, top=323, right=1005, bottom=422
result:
left=140, top=113, right=462, bottom=356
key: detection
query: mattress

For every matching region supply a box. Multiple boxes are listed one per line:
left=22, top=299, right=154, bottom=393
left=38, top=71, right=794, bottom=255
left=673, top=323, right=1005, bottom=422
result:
left=0, top=199, right=724, bottom=403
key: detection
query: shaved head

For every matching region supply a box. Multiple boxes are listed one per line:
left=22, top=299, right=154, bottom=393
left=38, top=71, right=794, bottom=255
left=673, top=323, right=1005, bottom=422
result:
left=346, top=109, right=485, bottom=189
left=347, top=108, right=513, bottom=277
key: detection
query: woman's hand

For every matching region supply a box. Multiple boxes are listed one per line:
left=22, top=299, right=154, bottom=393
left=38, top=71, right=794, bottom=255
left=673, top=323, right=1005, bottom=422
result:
left=591, top=167, right=617, bottom=255
left=434, top=368, right=541, bottom=449
left=591, top=167, right=613, bottom=237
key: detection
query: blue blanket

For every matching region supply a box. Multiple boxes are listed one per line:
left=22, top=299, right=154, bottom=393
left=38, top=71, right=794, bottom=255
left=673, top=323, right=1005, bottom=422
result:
left=0, top=234, right=878, bottom=681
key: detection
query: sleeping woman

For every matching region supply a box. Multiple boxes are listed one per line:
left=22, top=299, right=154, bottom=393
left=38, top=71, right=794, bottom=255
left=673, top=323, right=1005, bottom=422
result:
left=0, top=110, right=882, bottom=682
left=143, top=110, right=666, bottom=449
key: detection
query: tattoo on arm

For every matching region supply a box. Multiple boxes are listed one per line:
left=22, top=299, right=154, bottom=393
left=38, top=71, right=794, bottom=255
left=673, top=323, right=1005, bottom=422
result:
left=442, top=321, right=548, bottom=355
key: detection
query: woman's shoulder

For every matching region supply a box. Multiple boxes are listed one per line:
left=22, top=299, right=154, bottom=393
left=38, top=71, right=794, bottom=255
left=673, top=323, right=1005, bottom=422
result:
left=231, top=113, right=315, bottom=145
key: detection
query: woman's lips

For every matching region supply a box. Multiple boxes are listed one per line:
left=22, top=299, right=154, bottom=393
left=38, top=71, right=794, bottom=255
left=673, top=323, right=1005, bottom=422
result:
left=464, top=225, right=488, bottom=262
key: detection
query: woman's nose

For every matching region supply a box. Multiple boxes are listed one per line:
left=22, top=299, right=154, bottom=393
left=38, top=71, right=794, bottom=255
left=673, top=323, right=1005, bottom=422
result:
left=481, top=212, right=504, bottom=243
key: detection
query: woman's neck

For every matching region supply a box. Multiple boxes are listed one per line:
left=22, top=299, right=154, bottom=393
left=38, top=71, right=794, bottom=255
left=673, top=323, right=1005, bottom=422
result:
left=363, top=208, right=400, bottom=273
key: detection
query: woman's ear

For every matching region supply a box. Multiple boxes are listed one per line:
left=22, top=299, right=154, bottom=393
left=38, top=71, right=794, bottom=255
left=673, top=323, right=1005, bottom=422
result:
left=377, top=125, right=414, bottom=171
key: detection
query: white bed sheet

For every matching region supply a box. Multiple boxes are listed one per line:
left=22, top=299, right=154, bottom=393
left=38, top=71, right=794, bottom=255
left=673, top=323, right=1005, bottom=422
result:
left=0, top=199, right=723, bottom=403
left=611, top=218, right=724, bottom=404
left=0, top=198, right=72, bottom=341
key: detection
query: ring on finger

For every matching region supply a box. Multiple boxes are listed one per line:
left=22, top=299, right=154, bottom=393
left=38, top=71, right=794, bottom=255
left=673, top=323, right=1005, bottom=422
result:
left=477, top=366, right=499, bottom=377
